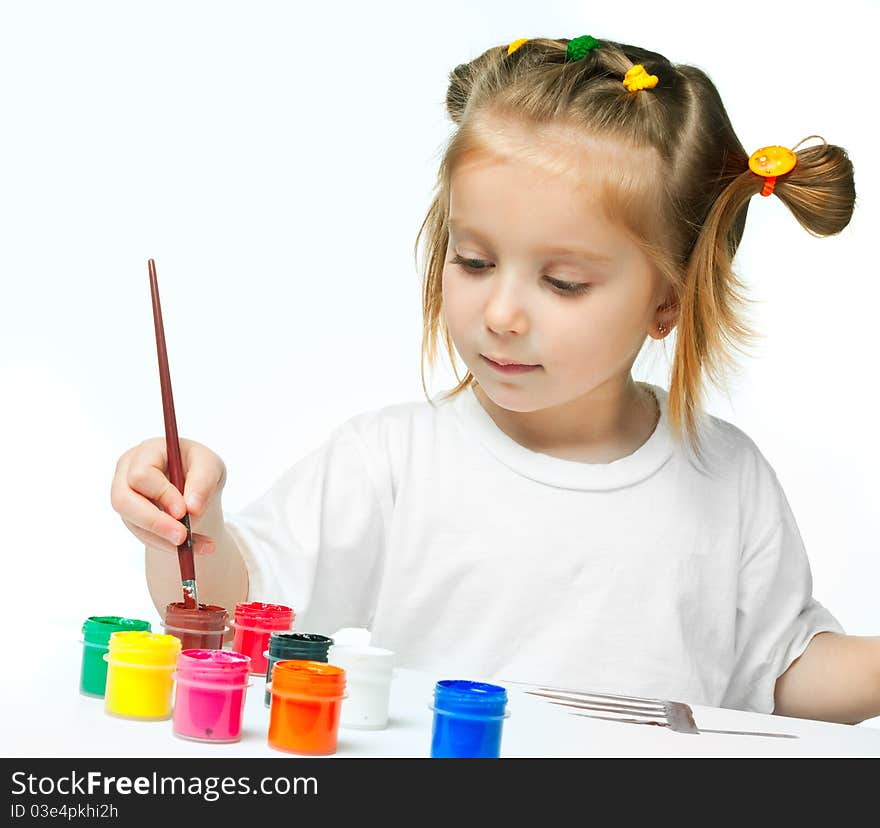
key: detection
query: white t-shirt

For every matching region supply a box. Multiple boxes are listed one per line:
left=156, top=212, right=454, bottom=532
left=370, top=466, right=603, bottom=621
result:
left=225, top=381, right=844, bottom=714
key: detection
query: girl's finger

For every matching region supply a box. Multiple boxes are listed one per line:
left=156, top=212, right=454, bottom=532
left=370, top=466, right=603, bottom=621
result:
left=115, top=485, right=187, bottom=546
left=123, top=521, right=217, bottom=557
left=122, top=519, right=181, bottom=556
left=182, top=471, right=223, bottom=519
left=126, top=461, right=187, bottom=520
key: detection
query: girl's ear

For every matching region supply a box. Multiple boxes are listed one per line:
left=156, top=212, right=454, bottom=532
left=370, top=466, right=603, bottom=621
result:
left=651, top=297, right=679, bottom=339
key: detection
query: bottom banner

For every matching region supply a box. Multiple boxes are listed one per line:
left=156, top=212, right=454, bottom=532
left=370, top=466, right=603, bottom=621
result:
left=1, top=757, right=867, bottom=818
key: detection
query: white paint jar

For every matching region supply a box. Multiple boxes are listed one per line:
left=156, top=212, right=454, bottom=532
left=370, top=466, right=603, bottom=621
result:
left=327, top=644, right=394, bottom=730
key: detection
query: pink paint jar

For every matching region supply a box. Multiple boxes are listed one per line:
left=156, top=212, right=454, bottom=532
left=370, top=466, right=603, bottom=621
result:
left=172, top=650, right=252, bottom=743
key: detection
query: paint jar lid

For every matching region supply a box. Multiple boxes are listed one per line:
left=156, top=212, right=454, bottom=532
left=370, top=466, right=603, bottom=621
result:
left=327, top=644, right=394, bottom=677
left=163, top=602, right=229, bottom=633
left=233, top=601, right=294, bottom=631
left=270, top=660, right=346, bottom=700
left=174, top=649, right=251, bottom=685
left=267, top=632, right=334, bottom=661
left=431, top=680, right=509, bottom=719
left=107, top=631, right=182, bottom=666
left=82, top=616, right=151, bottom=647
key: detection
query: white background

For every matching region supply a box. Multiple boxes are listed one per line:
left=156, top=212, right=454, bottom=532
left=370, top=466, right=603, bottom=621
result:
left=1, top=1, right=877, bottom=728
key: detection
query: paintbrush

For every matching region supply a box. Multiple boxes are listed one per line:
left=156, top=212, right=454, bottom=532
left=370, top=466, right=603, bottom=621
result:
left=148, top=258, right=199, bottom=609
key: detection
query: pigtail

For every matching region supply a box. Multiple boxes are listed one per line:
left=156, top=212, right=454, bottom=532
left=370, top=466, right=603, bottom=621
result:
left=773, top=137, right=856, bottom=238
left=668, top=135, right=856, bottom=464
left=669, top=170, right=764, bottom=465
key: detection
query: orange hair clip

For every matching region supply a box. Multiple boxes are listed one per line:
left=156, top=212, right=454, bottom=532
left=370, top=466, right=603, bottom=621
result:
left=747, top=137, right=825, bottom=197
left=748, top=145, right=797, bottom=197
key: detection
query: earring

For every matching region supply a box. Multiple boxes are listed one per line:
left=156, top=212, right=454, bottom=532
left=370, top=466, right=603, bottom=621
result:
left=658, top=322, right=666, bottom=335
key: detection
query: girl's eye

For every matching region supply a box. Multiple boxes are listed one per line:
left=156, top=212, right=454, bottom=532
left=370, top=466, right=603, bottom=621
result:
left=546, top=277, right=591, bottom=296
left=449, top=254, right=591, bottom=296
left=450, top=254, right=489, bottom=273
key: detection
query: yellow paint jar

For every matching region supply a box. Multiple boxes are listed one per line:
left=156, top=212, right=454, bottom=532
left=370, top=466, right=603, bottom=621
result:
left=103, top=631, right=182, bottom=720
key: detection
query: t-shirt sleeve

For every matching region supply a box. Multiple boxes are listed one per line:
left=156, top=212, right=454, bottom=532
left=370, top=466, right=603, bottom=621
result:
left=223, top=418, right=390, bottom=636
left=721, top=439, right=845, bottom=714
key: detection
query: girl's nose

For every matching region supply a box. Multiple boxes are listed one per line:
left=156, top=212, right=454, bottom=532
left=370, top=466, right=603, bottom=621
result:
left=483, top=273, right=529, bottom=335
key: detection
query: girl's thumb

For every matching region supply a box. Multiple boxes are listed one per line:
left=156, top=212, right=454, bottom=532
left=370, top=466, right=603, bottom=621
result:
left=184, top=487, right=206, bottom=516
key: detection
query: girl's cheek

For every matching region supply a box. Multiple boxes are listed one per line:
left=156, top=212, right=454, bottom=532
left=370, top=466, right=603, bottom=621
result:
left=442, top=269, right=464, bottom=314
left=551, top=324, right=591, bottom=362
left=441, top=272, right=460, bottom=325
left=441, top=270, right=452, bottom=310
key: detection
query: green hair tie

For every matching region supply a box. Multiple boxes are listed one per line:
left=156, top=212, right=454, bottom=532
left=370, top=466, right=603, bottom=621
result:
left=566, top=35, right=600, bottom=61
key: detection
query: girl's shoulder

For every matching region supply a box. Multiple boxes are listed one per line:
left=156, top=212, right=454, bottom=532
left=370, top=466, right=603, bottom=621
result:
left=326, top=395, right=454, bottom=466
left=339, top=395, right=447, bottom=437
left=689, top=401, right=784, bottom=493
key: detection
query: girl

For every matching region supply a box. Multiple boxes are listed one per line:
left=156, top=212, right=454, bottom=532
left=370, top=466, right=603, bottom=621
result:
left=110, top=35, right=879, bottom=724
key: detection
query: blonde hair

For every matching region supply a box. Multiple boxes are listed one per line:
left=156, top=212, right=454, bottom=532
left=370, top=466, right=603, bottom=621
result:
left=413, top=36, right=856, bottom=461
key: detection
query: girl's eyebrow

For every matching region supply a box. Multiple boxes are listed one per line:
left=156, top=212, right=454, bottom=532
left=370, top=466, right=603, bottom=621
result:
left=449, top=218, right=614, bottom=263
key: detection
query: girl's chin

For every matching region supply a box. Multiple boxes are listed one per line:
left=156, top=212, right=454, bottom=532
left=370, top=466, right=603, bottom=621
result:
left=474, top=379, right=546, bottom=413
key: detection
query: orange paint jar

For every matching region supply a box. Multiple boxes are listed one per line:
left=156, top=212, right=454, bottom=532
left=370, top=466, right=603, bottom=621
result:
left=267, top=660, right=347, bottom=756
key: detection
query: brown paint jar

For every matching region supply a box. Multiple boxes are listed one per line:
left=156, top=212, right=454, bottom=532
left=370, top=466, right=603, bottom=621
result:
left=163, top=602, right=229, bottom=650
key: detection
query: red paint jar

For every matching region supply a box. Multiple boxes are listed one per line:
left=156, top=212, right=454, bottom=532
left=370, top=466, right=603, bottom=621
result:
left=163, top=603, right=229, bottom=650
left=172, top=650, right=252, bottom=743
left=231, top=602, right=294, bottom=674
left=268, top=660, right=347, bottom=756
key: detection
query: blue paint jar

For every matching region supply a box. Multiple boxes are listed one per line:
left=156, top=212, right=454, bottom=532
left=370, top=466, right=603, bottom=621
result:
left=429, top=680, right=509, bottom=758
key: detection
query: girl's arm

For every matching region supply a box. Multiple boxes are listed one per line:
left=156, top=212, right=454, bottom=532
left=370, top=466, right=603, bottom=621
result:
left=773, top=632, right=880, bottom=724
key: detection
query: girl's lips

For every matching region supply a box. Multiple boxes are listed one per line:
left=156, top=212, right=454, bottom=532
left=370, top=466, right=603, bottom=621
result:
left=481, top=355, right=540, bottom=374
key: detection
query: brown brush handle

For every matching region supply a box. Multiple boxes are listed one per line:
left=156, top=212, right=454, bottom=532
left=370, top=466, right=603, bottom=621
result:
left=148, top=258, right=197, bottom=602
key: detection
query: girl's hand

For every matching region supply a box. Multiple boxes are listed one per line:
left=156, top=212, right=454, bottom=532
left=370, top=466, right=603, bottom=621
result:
left=110, top=437, right=227, bottom=557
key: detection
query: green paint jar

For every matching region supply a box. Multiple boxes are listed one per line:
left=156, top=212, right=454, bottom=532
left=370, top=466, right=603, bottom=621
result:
left=264, top=633, right=334, bottom=707
left=80, top=616, right=151, bottom=697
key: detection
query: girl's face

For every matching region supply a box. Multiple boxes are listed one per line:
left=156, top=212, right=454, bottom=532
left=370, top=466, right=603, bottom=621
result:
left=442, top=130, right=668, bottom=415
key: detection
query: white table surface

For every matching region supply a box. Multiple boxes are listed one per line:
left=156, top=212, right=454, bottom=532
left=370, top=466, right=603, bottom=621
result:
left=5, top=622, right=880, bottom=758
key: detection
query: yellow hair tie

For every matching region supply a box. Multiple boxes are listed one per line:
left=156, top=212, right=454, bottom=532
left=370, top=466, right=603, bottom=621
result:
left=623, top=64, right=659, bottom=92
left=507, top=38, right=529, bottom=56
left=748, top=145, right=798, bottom=197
